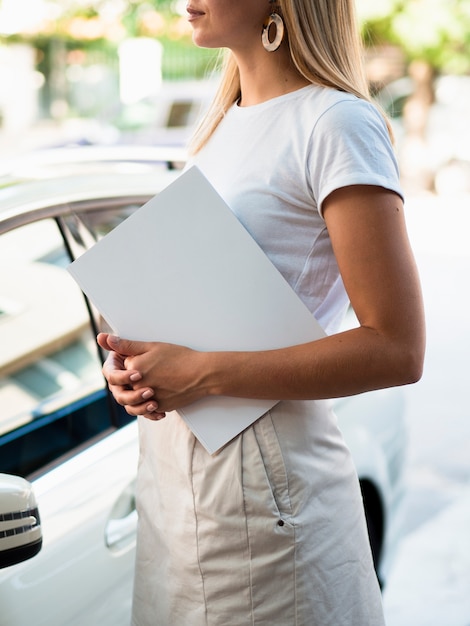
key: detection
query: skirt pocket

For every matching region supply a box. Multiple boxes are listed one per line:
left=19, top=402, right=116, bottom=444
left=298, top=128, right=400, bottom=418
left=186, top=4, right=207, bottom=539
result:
left=244, top=410, right=293, bottom=523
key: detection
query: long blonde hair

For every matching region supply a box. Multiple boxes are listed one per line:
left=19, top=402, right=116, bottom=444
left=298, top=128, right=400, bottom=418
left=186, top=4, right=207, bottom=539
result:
left=190, top=0, right=390, bottom=153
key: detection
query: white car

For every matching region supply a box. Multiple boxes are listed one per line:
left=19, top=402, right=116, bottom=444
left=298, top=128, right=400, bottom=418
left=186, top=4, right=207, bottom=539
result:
left=0, top=147, right=407, bottom=625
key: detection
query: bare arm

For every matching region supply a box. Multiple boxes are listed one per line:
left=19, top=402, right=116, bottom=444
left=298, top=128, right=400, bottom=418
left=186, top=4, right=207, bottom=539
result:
left=99, top=185, right=425, bottom=417
left=204, top=185, right=425, bottom=399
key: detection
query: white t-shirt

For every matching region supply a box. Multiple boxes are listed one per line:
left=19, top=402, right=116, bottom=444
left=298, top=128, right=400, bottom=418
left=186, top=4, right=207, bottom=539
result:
left=189, top=84, right=403, bottom=334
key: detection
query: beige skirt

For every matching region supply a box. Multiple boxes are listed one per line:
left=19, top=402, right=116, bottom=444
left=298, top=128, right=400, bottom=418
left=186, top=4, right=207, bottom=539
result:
left=132, top=399, right=385, bottom=626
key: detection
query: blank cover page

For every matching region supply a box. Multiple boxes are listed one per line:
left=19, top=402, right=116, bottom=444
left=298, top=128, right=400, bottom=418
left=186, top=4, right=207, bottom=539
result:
left=68, top=166, right=325, bottom=453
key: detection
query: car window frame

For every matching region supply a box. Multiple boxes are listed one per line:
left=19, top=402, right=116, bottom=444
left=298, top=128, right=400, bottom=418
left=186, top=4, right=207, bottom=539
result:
left=0, top=195, right=153, bottom=480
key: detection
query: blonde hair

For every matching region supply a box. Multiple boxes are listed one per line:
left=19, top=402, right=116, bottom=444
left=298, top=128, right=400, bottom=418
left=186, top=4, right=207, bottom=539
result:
left=190, top=0, right=391, bottom=153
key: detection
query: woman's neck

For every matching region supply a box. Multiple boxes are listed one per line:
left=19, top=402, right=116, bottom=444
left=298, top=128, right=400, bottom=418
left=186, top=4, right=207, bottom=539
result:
left=234, top=45, right=310, bottom=107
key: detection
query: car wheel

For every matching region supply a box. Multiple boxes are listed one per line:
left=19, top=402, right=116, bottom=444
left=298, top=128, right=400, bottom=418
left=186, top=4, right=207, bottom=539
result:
left=360, top=480, right=384, bottom=588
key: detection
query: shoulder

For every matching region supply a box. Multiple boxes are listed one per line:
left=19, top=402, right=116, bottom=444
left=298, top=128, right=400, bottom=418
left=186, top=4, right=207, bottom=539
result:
left=302, top=88, right=402, bottom=212
left=292, top=85, right=390, bottom=142
left=314, top=91, right=387, bottom=136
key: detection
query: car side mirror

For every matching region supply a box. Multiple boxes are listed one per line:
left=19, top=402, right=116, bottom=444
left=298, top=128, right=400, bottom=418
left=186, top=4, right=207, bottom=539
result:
left=0, top=474, right=42, bottom=569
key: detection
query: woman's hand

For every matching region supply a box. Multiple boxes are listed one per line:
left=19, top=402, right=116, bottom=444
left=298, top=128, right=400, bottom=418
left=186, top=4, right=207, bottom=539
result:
left=97, top=333, right=211, bottom=420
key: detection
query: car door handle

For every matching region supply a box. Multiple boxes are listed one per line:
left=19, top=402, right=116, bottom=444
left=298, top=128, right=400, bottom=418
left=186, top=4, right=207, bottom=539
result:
left=106, top=509, right=138, bottom=553
left=105, top=482, right=138, bottom=553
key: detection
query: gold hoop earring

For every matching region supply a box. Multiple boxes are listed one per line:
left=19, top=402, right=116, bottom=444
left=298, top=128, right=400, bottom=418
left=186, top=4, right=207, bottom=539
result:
left=262, top=12, right=284, bottom=52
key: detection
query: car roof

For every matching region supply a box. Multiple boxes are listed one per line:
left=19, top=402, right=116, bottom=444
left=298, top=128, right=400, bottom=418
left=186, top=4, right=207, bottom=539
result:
left=0, top=145, right=185, bottom=234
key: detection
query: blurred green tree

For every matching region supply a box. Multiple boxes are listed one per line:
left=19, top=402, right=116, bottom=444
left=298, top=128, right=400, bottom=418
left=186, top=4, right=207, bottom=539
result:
left=359, top=0, right=470, bottom=75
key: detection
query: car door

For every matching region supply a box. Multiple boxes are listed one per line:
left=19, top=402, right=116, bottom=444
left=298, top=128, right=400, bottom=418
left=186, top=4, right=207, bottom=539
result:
left=0, top=208, right=140, bottom=626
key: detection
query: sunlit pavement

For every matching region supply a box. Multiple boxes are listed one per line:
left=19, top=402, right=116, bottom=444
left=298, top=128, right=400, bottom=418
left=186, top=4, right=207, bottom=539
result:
left=383, top=490, right=470, bottom=625
left=383, top=192, right=470, bottom=625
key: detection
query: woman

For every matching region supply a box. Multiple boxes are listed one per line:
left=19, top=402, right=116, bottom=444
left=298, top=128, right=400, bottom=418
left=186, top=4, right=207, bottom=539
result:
left=98, top=0, right=425, bottom=623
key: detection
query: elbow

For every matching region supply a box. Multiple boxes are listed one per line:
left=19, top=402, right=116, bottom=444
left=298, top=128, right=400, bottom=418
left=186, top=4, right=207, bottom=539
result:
left=402, top=301, right=426, bottom=385
left=396, top=339, right=425, bottom=386
left=402, top=354, right=424, bottom=385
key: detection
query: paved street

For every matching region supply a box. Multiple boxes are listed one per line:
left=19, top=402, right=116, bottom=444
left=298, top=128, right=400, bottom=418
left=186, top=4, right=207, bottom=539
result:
left=383, top=192, right=470, bottom=625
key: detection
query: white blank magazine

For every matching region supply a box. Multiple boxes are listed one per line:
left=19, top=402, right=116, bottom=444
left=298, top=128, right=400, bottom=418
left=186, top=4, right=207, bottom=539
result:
left=68, top=166, right=325, bottom=454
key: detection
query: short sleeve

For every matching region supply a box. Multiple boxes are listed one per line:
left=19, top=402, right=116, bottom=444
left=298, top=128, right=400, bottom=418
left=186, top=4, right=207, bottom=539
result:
left=308, top=98, right=404, bottom=217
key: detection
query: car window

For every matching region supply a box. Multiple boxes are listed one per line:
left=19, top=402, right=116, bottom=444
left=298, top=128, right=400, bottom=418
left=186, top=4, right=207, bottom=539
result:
left=60, top=202, right=141, bottom=248
left=0, top=217, right=118, bottom=478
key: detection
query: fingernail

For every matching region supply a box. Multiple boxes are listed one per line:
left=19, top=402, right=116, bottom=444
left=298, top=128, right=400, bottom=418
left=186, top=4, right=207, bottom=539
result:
left=108, top=335, right=121, bottom=345
left=146, top=403, right=158, bottom=412
left=142, top=389, right=154, bottom=400
left=130, top=373, right=142, bottom=382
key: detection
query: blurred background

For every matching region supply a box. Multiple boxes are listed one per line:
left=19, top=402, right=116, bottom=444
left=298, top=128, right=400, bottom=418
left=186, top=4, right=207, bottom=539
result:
left=1, top=0, right=470, bottom=194
left=0, top=1, right=469, bottom=624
